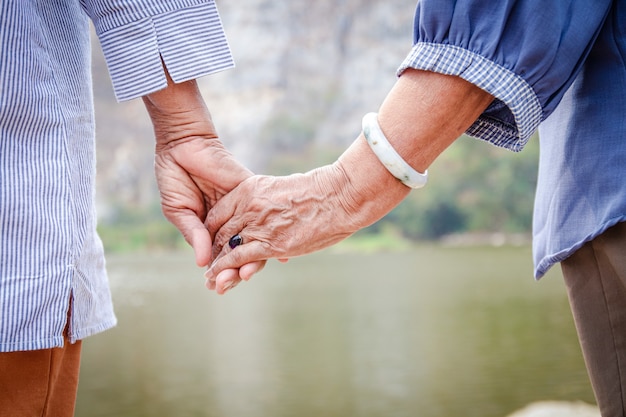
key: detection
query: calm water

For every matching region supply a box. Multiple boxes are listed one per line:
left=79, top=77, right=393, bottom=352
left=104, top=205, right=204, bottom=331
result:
left=75, top=245, right=595, bottom=417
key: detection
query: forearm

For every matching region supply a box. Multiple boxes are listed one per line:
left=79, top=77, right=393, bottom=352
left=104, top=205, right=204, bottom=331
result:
left=335, top=68, right=494, bottom=229
left=204, top=69, right=494, bottom=290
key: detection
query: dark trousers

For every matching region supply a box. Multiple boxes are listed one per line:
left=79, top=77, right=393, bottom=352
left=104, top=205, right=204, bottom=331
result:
left=562, top=221, right=626, bottom=417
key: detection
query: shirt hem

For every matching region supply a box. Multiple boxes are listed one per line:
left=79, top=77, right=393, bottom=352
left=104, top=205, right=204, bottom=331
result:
left=70, top=317, right=118, bottom=344
left=0, top=317, right=117, bottom=353
left=534, top=217, right=626, bottom=279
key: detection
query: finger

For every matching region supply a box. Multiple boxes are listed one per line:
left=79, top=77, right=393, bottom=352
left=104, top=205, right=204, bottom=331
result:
left=205, top=268, right=238, bottom=292
left=167, top=212, right=213, bottom=267
left=211, top=221, right=251, bottom=263
left=204, top=262, right=261, bottom=292
left=205, top=275, right=216, bottom=291
left=189, top=227, right=213, bottom=268
left=205, top=240, right=272, bottom=283
left=239, top=260, right=266, bottom=281
left=204, top=183, right=238, bottom=230
left=214, top=268, right=242, bottom=295
left=205, top=199, right=239, bottom=260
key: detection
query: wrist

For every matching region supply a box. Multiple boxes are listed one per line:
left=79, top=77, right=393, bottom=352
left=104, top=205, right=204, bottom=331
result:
left=362, top=112, right=428, bottom=189
left=143, top=77, right=219, bottom=147
left=330, top=138, right=410, bottom=231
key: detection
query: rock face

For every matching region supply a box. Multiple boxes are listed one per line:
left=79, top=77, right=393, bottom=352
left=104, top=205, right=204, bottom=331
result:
left=92, top=1, right=419, bottom=213
left=506, top=401, right=600, bottom=417
left=205, top=0, right=416, bottom=170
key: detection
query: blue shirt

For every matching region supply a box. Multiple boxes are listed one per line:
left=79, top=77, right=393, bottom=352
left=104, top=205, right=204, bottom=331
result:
left=398, top=0, right=625, bottom=278
left=0, top=0, right=234, bottom=352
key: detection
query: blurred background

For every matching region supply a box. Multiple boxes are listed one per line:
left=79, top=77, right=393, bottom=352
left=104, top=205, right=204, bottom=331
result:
left=78, top=1, right=595, bottom=416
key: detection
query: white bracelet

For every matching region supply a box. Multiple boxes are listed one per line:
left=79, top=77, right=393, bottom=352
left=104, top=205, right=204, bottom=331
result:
left=362, top=112, right=428, bottom=189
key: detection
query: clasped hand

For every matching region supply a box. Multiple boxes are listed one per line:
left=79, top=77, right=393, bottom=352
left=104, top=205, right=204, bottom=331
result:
left=143, top=77, right=269, bottom=280
left=147, top=72, right=431, bottom=294
left=203, top=165, right=362, bottom=293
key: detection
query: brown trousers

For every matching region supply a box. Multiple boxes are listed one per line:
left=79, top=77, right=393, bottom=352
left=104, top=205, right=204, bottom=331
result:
left=562, top=221, right=626, bottom=417
left=0, top=332, right=82, bottom=417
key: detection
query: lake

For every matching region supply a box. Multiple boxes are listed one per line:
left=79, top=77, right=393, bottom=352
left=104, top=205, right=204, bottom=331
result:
left=75, top=245, right=595, bottom=417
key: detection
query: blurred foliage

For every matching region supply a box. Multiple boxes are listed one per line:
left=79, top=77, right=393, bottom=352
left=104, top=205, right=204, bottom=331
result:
left=260, top=113, right=317, bottom=155
left=377, top=133, right=539, bottom=240
left=263, top=129, right=539, bottom=242
left=97, top=204, right=187, bottom=252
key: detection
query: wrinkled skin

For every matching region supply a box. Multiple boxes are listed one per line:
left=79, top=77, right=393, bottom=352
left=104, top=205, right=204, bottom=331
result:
left=204, top=69, right=494, bottom=294
left=203, top=143, right=409, bottom=293
left=154, top=135, right=253, bottom=266
left=143, top=74, right=264, bottom=276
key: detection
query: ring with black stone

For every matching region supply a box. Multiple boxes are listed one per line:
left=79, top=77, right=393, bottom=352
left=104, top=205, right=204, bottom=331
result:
left=229, top=234, right=243, bottom=249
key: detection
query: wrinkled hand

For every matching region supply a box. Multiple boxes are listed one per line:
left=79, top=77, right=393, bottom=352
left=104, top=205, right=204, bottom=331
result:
left=142, top=76, right=265, bottom=277
left=201, top=68, right=495, bottom=293
left=154, top=136, right=255, bottom=267
left=204, top=163, right=368, bottom=293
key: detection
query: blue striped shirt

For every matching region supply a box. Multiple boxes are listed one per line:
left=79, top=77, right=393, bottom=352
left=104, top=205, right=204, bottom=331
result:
left=399, top=0, right=625, bottom=278
left=0, top=0, right=233, bottom=352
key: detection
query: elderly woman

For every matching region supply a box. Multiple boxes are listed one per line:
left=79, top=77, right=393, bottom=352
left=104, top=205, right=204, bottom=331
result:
left=203, top=1, right=626, bottom=416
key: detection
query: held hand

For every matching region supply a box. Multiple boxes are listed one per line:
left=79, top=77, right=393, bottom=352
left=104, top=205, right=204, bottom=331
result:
left=204, top=164, right=364, bottom=293
left=202, top=69, right=494, bottom=293
left=154, top=136, right=254, bottom=267
left=143, top=76, right=265, bottom=276
left=204, top=132, right=415, bottom=294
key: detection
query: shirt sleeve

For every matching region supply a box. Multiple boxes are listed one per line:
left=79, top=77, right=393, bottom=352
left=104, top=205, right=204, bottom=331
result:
left=82, top=0, right=234, bottom=101
left=397, top=0, right=612, bottom=151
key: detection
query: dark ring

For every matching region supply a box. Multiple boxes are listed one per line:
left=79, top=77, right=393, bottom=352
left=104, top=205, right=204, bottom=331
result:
left=229, top=234, right=243, bottom=249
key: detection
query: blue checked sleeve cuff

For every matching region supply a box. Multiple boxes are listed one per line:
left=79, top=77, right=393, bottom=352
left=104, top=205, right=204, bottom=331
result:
left=397, top=43, right=542, bottom=152
left=93, top=1, right=234, bottom=102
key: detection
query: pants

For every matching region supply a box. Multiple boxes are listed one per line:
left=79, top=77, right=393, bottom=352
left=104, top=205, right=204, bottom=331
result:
left=0, top=331, right=82, bottom=417
left=562, top=221, right=626, bottom=417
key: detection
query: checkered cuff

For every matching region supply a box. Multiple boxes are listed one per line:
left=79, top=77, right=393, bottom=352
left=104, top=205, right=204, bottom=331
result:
left=398, top=42, right=542, bottom=152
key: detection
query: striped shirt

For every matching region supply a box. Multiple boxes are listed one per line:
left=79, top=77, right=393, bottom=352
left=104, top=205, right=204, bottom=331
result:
left=0, top=0, right=234, bottom=352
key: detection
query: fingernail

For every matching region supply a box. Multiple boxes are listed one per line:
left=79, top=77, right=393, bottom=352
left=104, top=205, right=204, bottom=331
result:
left=204, top=266, right=215, bottom=280
left=205, top=277, right=215, bottom=290
left=222, top=280, right=238, bottom=292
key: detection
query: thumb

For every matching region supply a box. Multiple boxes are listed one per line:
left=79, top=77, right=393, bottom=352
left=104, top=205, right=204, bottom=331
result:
left=188, top=226, right=212, bottom=268
left=168, top=212, right=213, bottom=267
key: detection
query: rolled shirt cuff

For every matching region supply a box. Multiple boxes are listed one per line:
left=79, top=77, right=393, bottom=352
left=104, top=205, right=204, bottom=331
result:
left=397, top=42, right=542, bottom=152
